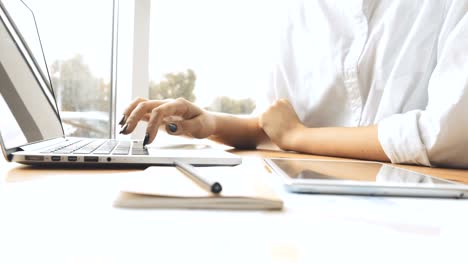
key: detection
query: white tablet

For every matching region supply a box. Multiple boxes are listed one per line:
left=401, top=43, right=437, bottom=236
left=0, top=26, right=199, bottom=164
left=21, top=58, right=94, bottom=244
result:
left=264, top=158, right=468, bottom=198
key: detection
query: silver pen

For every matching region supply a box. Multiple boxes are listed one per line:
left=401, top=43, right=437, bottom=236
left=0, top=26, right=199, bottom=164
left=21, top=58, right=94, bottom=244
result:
left=174, top=160, right=223, bottom=194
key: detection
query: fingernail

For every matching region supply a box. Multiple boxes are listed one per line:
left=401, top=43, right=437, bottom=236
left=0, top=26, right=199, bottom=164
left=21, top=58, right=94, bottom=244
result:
left=168, top=123, right=178, bottom=133
left=119, top=123, right=128, bottom=134
left=143, top=133, right=149, bottom=147
left=118, top=115, right=126, bottom=126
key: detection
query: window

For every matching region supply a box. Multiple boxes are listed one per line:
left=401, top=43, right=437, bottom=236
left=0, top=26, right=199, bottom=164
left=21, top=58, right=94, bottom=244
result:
left=24, top=0, right=114, bottom=138
left=148, top=0, right=281, bottom=114
left=10, top=0, right=282, bottom=141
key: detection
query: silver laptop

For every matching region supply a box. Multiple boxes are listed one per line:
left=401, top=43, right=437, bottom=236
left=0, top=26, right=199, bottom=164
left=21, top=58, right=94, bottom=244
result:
left=0, top=0, right=241, bottom=167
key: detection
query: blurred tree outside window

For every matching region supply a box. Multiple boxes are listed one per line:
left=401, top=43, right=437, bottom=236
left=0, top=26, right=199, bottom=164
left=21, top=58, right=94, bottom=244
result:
left=149, top=69, right=256, bottom=114
left=206, top=96, right=255, bottom=114
left=51, top=55, right=110, bottom=137
left=149, top=0, right=280, bottom=116
left=149, top=69, right=196, bottom=102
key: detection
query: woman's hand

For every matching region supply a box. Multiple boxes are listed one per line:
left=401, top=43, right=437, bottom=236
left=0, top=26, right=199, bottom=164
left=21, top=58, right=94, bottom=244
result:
left=259, top=99, right=389, bottom=162
left=119, top=97, right=216, bottom=145
left=259, top=99, right=305, bottom=150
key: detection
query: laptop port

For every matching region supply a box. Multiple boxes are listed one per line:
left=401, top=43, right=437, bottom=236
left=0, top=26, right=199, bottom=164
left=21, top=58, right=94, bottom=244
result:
left=84, top=156, right=99, bottom=162
left=67, top=156, right=78, bottom=162
left=25, top=155, right=44, bottom=161
left=51, top=156, right=61, bottom=162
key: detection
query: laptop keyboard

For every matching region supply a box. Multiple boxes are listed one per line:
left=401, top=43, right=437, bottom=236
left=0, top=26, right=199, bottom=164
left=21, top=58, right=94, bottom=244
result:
left=40, top=139, right=149, bottom=155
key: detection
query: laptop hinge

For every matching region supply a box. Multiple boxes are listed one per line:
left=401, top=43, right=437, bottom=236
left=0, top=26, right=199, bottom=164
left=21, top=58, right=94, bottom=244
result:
left=4, top=147, right=22, bottom=162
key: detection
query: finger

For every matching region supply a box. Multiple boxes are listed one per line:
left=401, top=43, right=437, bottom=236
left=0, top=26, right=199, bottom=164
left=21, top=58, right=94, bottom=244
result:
left=145, top=99, right=192, bottom=144
left=163, top=116, right=184, bottom=135
left=120, top=98, right=170, bottom=131
left=165, top=122, right=183, bottom=135
left=141, top=113, right=151, bottom=122
left=162, top=115, right=183, bottom=123
left=165, top=119, right=200, bottom=137
left=166, top=115, right=212, bottom=139
left=119, top=97, right=147, bottom=126
left=121, top=97, right=146, bottom=124
left=123, top=100, right=166, bottom=134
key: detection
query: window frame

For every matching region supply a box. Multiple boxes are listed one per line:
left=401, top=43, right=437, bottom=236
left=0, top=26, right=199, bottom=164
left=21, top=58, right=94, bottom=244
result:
left=114, top=0, right=151, bottom=140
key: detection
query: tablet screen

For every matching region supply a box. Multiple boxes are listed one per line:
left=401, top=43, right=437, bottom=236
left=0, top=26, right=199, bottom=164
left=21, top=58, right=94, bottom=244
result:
left=268, top=158, right=455, bottom=185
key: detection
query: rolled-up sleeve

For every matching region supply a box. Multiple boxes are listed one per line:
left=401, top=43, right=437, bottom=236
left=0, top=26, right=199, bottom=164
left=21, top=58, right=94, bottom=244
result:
left=378, top=13, right=468, bottom=168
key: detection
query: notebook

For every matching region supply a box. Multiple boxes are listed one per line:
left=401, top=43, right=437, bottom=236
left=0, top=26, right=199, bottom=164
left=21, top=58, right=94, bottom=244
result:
left=113, top=158, right=283, bottom=210
left=0, top=1, right=240, bottom=167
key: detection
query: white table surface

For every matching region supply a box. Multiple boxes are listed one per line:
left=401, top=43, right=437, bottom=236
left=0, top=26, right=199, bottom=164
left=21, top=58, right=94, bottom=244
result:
left=1, top=158, right=468, bottom=264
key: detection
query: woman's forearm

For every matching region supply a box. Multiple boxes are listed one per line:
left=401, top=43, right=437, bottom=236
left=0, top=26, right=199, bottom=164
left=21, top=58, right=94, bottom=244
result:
left=287, top=125, right=390, bottom=162
left=208, top=113, right=267, bottom=149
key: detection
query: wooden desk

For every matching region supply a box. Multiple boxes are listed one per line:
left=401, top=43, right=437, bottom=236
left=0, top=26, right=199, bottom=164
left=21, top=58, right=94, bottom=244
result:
left=1, top=151, right=468, bottom=263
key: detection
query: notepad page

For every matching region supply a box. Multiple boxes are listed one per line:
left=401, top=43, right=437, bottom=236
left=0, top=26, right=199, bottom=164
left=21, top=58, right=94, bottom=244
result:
left=119, top=166, right=259, bottom=198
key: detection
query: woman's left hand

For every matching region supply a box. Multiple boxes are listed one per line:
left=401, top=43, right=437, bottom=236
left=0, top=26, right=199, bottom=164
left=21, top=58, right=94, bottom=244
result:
left=259, top=99, right=305, bottom=150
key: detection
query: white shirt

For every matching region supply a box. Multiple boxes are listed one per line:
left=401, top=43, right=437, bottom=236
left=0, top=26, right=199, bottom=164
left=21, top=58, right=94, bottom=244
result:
left=259, top=0, right=468, bottom=168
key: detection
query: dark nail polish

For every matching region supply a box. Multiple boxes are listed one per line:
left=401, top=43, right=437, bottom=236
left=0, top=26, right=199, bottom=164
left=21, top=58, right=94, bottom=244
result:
left=143, top=133, right=149, bottom=147
left=118, top=115, right=126, bottom=126
left=168, top=123, right=178, bottom=133
left=119, top=123, right=128, bottom=134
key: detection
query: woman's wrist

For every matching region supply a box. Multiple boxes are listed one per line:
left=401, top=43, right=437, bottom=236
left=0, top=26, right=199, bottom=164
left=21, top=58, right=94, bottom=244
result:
left=210, top=111, right=224, bottom=137
left=208, top=113, right=265, bottom=149
left=280, top=124, right=307, bottom=151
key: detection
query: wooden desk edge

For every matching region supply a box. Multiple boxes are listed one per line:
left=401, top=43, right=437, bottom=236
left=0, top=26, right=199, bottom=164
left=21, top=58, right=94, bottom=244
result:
left=1, top=148, right=467, bottom=184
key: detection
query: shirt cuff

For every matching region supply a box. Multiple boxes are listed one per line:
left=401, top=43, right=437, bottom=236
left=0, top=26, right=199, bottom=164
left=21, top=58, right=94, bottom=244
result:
left=377, top=111, right=431, bottom=166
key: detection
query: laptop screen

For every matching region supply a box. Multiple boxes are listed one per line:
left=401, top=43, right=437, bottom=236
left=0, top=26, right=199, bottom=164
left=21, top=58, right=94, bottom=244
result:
left=0, top=1, right=63, bottom=151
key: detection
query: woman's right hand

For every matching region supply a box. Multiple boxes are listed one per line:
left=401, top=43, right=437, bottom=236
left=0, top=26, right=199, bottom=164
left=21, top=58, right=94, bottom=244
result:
left=119, top=97, right=217, bottom=145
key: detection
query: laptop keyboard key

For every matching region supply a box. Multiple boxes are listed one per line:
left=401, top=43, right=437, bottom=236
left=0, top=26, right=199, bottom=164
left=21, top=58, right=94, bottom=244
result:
left=74, top=140, right=107, bottom=154
left=112, top=150, right=130, bottom=155
left=92, top=140, right=118, bottom=154
left=131, top=148, right=149, bottom=155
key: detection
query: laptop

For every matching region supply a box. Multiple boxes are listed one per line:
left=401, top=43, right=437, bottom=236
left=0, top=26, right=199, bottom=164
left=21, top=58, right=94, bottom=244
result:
left=0, top=0, right=241, bottom=167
